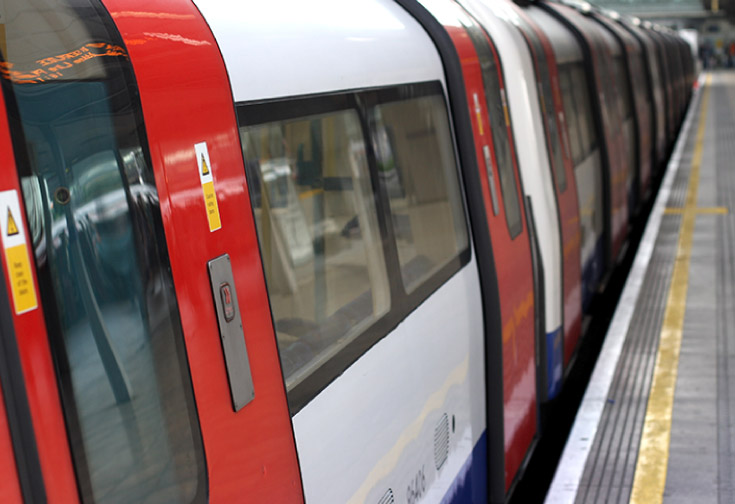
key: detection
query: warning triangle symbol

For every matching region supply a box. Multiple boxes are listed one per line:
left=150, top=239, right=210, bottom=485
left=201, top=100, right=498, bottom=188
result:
left=201, top=155, right=210, bottom=176
left=6, top=208, right=19, bottom=237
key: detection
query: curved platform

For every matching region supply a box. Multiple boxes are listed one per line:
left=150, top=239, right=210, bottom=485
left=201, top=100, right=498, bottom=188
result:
left=546, top=70, right=735, bottom=504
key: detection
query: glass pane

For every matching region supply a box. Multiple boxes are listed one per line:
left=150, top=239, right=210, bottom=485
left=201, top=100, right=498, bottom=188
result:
left=371, top=94, right=469, bottom=292
left=536, top=52, right=567, bottom=192
left=571, top=65, right=592, bottom=159
left=615, top=57, right=633, bottom=120
left=240, top=110, right=390, bottom=389
left=3, top=1, right=204, bottom=503
left=560, top=68, right=583, bottom=165
left=463, top=22, right=523, bottom=238
left=5, top=1, right=205, bottom=502
left=599, top=57, right=620, bottom=132
left=580, top=67, right=598, bottom=155
left=513, top=17, right=567, bottom=192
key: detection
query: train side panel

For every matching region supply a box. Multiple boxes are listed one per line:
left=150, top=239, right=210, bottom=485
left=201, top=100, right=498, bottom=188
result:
left=105, top=0, right=307, bottom=500
left=544, top=2, right=631, bottom=272
left=463, top=0, right=567, bottom=406
left=527, top=6, right=606, bottom=314
left=597, top=14, right=654, bottom=202
left=507, top=1, right=584, bottom=371
left=595, top=24, right=637, bottom=219
left=198, top=0, right=490, bottom=502
left=419, top=0, right=539, bottom=492
left=623, top=19, right=668, bottom=172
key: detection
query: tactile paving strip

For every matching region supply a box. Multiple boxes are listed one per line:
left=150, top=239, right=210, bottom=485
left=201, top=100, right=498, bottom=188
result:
left=575, top=215, right=679, bottom=504
left=713, top=74, right=735, bottom=504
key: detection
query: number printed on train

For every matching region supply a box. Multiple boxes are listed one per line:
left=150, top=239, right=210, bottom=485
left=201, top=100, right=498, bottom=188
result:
left=0, top=0, right=694, bottom=503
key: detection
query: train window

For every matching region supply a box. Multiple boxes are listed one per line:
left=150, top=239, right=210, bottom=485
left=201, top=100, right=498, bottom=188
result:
left=370, top=95, right=468, bottom=293
left=631, top=55, right=648, bottom=106
left=1, top=0, right=206, bottom=503
left=238, top=83, right=469, bottom=412
left=462, top=20, right=523, bottom=239
left=559, top=68, right=583, bottom=165
left=614, top=57, right=633, bottom=121
left=648, top=48, right=663, bottom=95
left=539, top=68, right=568, bottom=192
left=598, top=57, right=621, bottom=134
left=513, top=18, right=567, bottom=192
left=240, top=109, right=390, bottom=390
left=570, top=64, right=593, bottom=160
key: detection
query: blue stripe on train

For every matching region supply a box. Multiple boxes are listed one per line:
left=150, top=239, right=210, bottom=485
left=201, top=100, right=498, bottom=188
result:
left=441, top=431, right=487, bottom=504
left=546, top=327, right=563, bottom=400
left=581, top=236, right=605, bottom=312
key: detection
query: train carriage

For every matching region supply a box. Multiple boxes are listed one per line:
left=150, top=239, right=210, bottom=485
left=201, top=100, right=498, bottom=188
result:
left=501, top=0, right=585, bottom=378
left=618, top=15, right=669, bottom=175
left=646, top=22, right=678, bottom=148
left=459, top=0, right=568, bottom=414
left=593, top=15, right=638, bottom=225
left=394, top=0, right=540, bottom=497
left=544, top=2, right=634, bottom=271
left=0, top=0, right=694, bottom=503
left=591, top=10, right=654, bottom=213
left=525, top=5, right=608, bottom=315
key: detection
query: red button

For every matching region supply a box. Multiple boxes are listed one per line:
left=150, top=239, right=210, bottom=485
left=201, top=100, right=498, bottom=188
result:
left=220, top=283, right=235, bottom=322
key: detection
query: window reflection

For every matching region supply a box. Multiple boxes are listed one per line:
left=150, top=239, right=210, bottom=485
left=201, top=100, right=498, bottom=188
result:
left=3, top=1, right=205, bottom=501
left=371, top=96, right=468, bottom=292
left=462, top=21, right=523, bottom=238
left=238, top=86, right=469, bottom=409
left=241, top=110, right=390, bottom=389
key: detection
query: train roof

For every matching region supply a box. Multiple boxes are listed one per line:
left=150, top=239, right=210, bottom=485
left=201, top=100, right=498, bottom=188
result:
left=191, top=0, right=445, bottom=103
left=594, top=11, right=641, bottom=56
left=594, top=15, right=623, bottom=57
left=524, top=4, right=583, bottom=66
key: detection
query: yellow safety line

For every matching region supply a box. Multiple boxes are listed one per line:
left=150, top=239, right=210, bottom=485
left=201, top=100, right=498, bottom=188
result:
left=629, top=73, right=712, bottom=504
left=663, top=206, right=729, bottom=215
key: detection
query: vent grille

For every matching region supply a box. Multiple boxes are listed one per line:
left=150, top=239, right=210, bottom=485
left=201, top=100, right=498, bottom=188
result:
left=377, top=488, right=395, bottom=504
left=434, top=413, right=449, bottom=470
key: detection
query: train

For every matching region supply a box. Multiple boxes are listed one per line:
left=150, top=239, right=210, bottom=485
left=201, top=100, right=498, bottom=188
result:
left=0, top=0, right=694, bottom=502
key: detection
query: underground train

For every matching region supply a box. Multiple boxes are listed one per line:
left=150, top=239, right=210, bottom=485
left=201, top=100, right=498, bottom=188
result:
left=0, top=0, right=694, bottom=502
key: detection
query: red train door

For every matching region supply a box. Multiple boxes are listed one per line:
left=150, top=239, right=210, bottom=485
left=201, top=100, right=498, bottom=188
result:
left=0, top=84, right=48, bottom=504
left=0, top=205, right=48, bottom=504
left=456, top=17, right=538, bottom=492
left=0, top=59, right=80, bottom=503
left=0, top=0, right=303, bottom=502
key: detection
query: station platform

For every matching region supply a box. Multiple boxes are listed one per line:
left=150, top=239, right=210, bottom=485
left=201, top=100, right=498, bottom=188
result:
left=545, top=70, right=734, bottom=504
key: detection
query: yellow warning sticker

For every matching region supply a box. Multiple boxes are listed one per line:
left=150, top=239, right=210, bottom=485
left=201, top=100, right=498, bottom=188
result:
left=201, top=155, right=210, bottom=176
left=6, top=244, right=36, bottom=313
left=0, top=190, right=38, bottom=314
left=7, top=208, right=18, bottom=236
left=195, top=142, right=221, bottom=232
left=202, top=181, right=221, bottom=231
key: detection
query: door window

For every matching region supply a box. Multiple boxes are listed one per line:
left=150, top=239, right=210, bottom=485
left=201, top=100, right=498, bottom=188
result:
left=1, top=1, right=206, bottom=502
